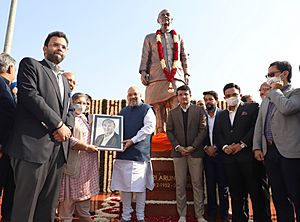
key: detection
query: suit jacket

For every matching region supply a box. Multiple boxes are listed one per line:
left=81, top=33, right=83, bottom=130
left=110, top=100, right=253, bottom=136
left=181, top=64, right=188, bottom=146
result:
left=253, top=85, right=300, bottom=158
left=216, top=102, right=259, bottom=162
left=95, top=132, right=120, bottom=148
left=204, top=108, right=223, bottom=152
left=166, top=104, right=207, bottom=158
left=7, top=58, right=74, bottom=163
left=0, top=76, right=16, bottom=149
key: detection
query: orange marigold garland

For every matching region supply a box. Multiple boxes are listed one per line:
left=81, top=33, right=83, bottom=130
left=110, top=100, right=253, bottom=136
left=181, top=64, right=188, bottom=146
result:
left=156, top=29, right=179, bottom=93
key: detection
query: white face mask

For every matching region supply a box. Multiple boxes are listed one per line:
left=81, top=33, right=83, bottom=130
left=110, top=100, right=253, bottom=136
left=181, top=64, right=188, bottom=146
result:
left=266, top=73, right=284, bottom=85
left=225, top=96, right=240, bottom=106
left=74, top=104, right=87, bottom=115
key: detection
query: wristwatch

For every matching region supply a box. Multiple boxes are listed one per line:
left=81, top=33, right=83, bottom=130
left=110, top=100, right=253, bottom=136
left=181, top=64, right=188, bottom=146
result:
left=240, top=143, right=246, bottom=149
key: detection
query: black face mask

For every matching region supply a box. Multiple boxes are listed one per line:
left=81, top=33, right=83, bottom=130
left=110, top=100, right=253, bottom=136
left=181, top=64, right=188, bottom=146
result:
left=206, top=104, right=216, bottom=112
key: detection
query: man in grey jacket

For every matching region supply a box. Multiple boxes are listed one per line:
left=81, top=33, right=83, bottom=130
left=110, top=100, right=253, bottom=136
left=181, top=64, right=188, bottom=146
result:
left=253, top=61, right=300, bottom=222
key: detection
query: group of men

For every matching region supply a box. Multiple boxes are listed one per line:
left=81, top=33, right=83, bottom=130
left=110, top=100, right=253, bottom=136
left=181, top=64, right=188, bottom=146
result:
left=165, top=64, right=300, bottom=222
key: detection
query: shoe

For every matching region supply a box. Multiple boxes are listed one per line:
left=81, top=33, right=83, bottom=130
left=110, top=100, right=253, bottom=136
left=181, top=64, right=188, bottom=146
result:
left=197, top=218, right=208, bottom=222
left=178, top=216, right=186, bottom=222
left=120, top=218, right=131, bottom=222
left=207, top=216, right=216, bottom=222
left=137, top=220, right=145, bottom=222
left=89, top=210, right=96, bottom=216
left=221, top=216, right=230, bottom=222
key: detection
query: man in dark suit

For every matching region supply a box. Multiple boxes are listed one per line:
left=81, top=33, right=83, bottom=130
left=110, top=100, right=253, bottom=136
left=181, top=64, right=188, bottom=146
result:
left=95, top=118, right=120, bottom=148
left=202, top=90, right=229, bottom=222
left=6, top=31, right=74, bottom=222
left=0, top=53, right=17, bottom=222
left=216, top=83, right=270, bottom=222
left=166, top=85, right=207, bottom=222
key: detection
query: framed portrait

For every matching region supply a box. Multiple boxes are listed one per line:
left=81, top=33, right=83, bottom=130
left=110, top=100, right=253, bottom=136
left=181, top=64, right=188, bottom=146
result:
left=90, top=114, right=123, bottom=151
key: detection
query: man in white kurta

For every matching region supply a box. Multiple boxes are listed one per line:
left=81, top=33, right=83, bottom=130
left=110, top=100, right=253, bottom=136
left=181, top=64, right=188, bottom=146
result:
left=110, top=86, right=156, bottom=222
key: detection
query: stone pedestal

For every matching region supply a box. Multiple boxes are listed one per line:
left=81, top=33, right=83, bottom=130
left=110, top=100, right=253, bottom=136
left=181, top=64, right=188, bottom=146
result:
left=145, top=150, right=196, bottom=217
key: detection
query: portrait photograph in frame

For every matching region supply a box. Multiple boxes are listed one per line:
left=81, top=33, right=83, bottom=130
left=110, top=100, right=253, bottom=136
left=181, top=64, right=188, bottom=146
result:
left=90, top=114, right=123, bottom=151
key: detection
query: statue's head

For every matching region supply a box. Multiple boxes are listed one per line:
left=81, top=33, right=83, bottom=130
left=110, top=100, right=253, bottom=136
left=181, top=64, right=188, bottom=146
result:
left=157, top=9, right=173, bottom=32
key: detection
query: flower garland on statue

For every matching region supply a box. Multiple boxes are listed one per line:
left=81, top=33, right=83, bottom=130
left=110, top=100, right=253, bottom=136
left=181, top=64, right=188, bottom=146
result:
left=156, top=29, right=179, bottom=93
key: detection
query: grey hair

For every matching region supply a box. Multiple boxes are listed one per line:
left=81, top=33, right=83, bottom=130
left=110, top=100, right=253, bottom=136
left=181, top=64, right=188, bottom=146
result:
left=72, top=92, right=88, bottom=102
left=102, top=118, right=115, bottom=127
left=157, top=9, right=172, bottom=22
left=0, top=53, right=16, bottom=74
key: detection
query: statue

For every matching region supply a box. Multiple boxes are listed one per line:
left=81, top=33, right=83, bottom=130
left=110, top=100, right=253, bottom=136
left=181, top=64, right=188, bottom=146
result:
left=139, top=9, right=189, bottom=133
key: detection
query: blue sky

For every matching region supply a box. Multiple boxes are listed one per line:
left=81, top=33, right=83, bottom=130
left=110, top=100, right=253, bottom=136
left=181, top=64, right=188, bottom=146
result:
left=1, top=0, right=300, bottom=102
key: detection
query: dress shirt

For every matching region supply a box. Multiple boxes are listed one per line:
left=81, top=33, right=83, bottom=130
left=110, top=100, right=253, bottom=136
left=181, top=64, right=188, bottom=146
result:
left=45, top=59, right=64, bottom=101
left=264, top=102, right=275, bottom=141
left=131, top=107, right=156, bottom=144
left=180, top=103, right=191, bottom=113
left=264, top=84, right=290, bottom=141
left=207, top=110, right=217, bottom=146
left=101, top=132, right=115, bottom=146
left=228, top=104, right=239, bottom=126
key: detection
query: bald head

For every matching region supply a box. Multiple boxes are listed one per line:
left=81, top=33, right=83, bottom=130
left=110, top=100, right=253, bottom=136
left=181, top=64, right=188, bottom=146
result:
left=259, top=82, right=271, bottom=99
left=157, top=9, right=173, bottom=32
left=63, top=71, right=76, bottom=91
left=127, top=86, right=142, bottom=106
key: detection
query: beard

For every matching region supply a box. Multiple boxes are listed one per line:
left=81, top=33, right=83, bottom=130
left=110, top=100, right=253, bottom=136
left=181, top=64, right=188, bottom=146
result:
left=46, top=53, right=64, bottom=64
left=128, top=100, right=138, bottom=107
left=206, top=104, right=216, bottom=112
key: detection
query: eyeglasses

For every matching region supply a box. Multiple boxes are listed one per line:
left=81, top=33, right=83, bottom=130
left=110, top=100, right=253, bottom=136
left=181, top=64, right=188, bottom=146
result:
left=50, top=42, right=68, bottom=51
left=265, top=70, right=281, bottom=78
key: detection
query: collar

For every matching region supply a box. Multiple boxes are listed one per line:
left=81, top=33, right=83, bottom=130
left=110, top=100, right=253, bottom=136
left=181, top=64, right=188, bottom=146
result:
left=206, top=108, right=217, bottom=117
left=0, top=75, right=10, bottom=86
left=227, top=101, right=241, bottom=112
left=282, top=83, right=291, bottom=92
left=180, top=103, right=191, bottom=112
left=45, top=59, right=62, bottom=74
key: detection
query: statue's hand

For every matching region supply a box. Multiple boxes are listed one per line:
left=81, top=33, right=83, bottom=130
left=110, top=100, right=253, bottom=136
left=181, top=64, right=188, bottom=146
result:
left=184, top=74, right=189, bottom=85
left=141, top=71, right=150, bottom=86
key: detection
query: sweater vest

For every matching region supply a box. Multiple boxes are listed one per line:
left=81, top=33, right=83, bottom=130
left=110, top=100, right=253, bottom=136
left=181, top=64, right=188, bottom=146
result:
left=117, top=103, right=152, bottom=161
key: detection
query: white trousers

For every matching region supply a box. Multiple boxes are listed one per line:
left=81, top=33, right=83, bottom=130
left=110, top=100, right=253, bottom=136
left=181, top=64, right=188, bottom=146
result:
left=58, top=198, right=91, bottom=222
left=121, top=191, right=146, bottom=221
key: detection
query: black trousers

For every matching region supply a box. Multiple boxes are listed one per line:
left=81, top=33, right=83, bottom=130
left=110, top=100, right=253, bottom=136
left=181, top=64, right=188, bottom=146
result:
left=204, top=154, right=229, bottom=221
left=224, top=157, right=270, bottom=222
left=0, top=154, right=15, bottom=220
left=265, top=144, right=298, bottom=222
left=10, top=147, right=65, bottom=222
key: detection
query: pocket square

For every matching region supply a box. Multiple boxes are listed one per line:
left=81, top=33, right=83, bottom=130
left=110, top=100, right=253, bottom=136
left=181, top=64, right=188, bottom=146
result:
left=241, top=111, right=248, bottom=116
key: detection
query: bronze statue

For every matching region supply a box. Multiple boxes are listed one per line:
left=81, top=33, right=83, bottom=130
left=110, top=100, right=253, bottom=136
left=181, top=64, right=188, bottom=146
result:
left=139, top=9, right=189, bottom=133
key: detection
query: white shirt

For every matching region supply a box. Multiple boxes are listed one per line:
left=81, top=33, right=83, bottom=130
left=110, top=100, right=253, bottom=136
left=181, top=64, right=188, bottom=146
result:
left=180, top=103, right=191, bottom=112
left=131, top=108, right=156, bottom=144
left=101, top=132, right=114, bottom=146
left=207, top=110, right=217, bottom=145
left=45, top=59, right=64, bottom=101
left=228, top=102, right=240, bottom=126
